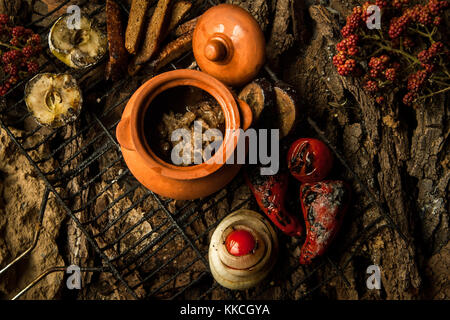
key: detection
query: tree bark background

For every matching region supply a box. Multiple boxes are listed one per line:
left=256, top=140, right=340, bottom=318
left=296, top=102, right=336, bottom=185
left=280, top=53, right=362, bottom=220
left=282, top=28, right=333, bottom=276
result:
left=281, top=0, right=448, bottom=299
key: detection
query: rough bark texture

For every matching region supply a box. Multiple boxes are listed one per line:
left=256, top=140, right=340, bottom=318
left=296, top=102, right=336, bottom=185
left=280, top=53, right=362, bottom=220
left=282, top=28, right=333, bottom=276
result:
left=266, top=0, right=295, bottom=67
left=282, top=1, right=448, bottom=299
left=0, top=128, right=65, bottom=299
left=226, top=0, right=271, bottom=32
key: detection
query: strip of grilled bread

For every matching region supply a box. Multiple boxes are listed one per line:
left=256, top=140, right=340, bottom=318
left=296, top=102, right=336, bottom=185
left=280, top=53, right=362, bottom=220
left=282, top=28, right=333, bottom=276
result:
left=173, top=16, right=198, bottom=37
left=134, top=0, right=173, bottom=65
left=168, top=0, right=192, bottom=31
left=106, top=0, right=128, bottom=81
left=125, top=0, right=150, bottom=55
left=152, top=29, right=193, bottom=72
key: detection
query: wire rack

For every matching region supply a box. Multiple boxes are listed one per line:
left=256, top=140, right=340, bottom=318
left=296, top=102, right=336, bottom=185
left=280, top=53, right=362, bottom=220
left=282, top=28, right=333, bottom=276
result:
left=0, top=0, right=409, bottom=300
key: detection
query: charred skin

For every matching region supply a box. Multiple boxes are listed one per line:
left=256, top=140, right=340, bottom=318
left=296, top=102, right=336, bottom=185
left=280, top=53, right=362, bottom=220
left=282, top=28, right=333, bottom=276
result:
left=244, top=167, right=303, bottom=237
left=299, top=180, right=350, bottom=265
left=287, top=138, right=333, bottom=183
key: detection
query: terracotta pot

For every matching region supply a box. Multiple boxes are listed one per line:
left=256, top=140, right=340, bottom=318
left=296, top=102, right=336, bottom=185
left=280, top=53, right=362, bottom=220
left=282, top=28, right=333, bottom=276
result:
left=193, top=4, right=266, bottom=87
left=116, top=69, right=252, bottom=200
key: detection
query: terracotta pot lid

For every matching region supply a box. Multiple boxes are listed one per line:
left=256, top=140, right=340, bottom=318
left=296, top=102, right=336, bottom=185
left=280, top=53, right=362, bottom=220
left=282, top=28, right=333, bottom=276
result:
left=193, top=4, right=265, bottom=87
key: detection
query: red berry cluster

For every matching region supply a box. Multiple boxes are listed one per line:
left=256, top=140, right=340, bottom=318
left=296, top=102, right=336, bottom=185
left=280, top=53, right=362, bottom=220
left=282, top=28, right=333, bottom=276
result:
left=418, top=42, right=444, bottom=64
left=393, top=0, right=410, bottom=9
left=333, top=0, right=450, bottom=106
left=429, top=0, right=450, bottom=15
left=389, top=1, right=449, bottom=39
left=0, top=14, right=42, bottom=96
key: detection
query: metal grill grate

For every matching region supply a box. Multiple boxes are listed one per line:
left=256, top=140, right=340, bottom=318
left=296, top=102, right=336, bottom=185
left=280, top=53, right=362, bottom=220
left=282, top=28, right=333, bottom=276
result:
left=0, top=0, right=408, bottom=300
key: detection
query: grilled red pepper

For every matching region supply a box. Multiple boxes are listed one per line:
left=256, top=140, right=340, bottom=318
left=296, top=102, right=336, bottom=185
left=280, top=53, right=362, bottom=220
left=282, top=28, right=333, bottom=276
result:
left=299, top=180, right=350, bottom=265
left=287, top=138, right=333, bottom=183
left=244, top=167, right=303, bottom=237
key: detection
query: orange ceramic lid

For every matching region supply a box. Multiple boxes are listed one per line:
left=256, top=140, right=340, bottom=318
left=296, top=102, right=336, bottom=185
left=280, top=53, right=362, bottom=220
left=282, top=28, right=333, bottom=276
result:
left=193, top=4, right=265, bottom=87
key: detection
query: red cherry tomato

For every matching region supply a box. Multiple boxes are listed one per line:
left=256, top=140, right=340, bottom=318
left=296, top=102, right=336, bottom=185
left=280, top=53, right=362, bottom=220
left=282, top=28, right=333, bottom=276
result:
left=287, top=138, right=333, bottom=183
left=225, top=229, right=256, bottom=256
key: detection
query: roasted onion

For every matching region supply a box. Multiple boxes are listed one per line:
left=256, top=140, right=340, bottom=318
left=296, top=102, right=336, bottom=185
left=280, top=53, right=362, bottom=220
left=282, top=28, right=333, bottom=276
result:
left=209, top=209, right=278, bottom=290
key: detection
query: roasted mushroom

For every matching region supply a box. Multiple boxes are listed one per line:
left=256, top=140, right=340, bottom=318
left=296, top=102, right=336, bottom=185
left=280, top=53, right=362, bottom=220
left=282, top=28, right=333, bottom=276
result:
left=49, top=14, right=107, bottom=69
left=25, top=73, right=82, bottom=128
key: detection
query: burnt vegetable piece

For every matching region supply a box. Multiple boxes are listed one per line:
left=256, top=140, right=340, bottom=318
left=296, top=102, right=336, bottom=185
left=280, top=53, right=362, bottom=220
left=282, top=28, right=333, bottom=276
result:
left=134, top=0, right=173, bottom=65
left=238, top=78, right=275, bottom=127
left=274, top=82, right=299, bottom=139
left=106, top=0, right=128, bottom=81
left=287, top=138, right=334, bottom=183
left=125, top=0, right=150, bottom=55
left=299, top=181, right=350, bottom=265
left=244, top=166, right=304, bottom=237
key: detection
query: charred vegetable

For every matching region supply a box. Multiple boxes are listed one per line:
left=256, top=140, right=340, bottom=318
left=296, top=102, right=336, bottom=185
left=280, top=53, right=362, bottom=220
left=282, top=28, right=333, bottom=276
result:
left=238, top=78, right=275, bottom=127
left=274, top=82, right=299, bottom=138
left=49, top=14, right=107, bottom=69
left=287, top=138, right=333, bottom=183
left=244, top=166, right=304, bottom=237
left=299, top=181, right=350, bottom=265
left=25, top=73, right=82, bottom=128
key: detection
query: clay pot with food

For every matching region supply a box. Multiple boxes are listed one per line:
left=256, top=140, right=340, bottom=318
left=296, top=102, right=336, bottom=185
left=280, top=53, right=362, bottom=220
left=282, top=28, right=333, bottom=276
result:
left=209, top=209, right=278, bottom=290
left=116, top=69, right=252, bottom=200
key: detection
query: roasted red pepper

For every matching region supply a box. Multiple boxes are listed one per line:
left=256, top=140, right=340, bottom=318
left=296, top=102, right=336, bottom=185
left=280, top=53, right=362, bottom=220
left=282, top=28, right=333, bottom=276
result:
left=287, top=138, right=333, bottom=183
left=244, top=167, right=304, bottom=237
left=299, top=180, right=350, bottom=265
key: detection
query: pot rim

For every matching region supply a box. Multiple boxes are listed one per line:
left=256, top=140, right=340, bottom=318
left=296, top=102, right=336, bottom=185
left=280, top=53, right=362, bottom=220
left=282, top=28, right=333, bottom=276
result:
left=130, top=69, right=241, bottom=180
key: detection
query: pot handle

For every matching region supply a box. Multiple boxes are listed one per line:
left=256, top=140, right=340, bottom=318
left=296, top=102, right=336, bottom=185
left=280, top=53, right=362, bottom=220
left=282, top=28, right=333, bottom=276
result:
left=237, top=99, right=253, bottom=131
left=116, top=117, right=136, bottom=151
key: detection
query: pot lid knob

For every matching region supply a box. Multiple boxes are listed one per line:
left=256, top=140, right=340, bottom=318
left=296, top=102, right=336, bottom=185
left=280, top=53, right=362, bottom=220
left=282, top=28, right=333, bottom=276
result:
left=193, top=4, right=265, bottom=87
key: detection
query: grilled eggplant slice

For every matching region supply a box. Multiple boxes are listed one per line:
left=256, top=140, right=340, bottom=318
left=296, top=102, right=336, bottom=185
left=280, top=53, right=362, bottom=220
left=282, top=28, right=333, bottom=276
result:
left=25, top=73, right=82, bottom=128
left=273, top=82, right=299, bottom=139
left=49, top=14, right=107, bottom=69
left=238, top=78, right=275, bottom=127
